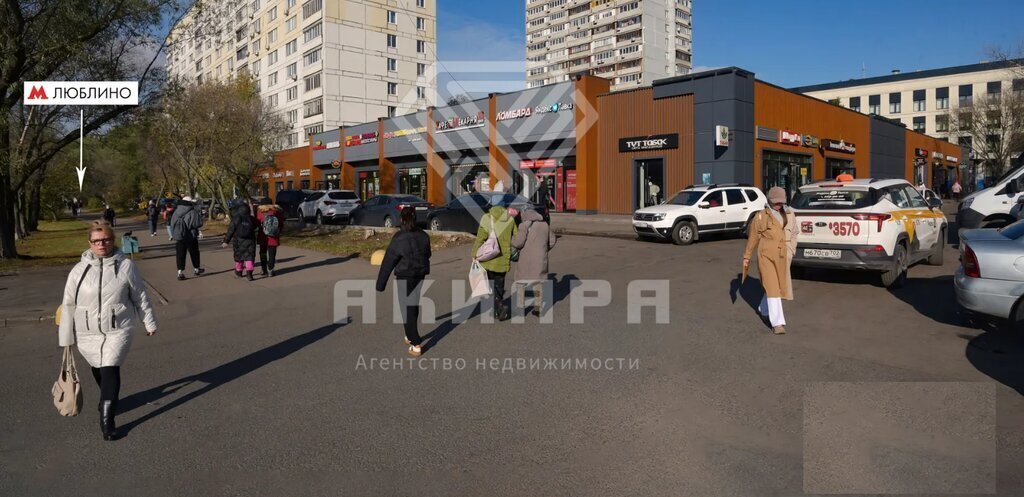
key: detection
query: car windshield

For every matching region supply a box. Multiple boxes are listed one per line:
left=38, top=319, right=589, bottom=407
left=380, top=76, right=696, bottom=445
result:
left=667, top=191, right=704, bottom=205
left=328, top=191, right=358, bottom=200
left=998, top=220, right=1024, bottom=240
left=792, top=189, right=876, bottom=209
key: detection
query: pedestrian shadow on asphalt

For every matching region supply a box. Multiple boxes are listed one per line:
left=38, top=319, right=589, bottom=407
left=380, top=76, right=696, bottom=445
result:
left=964, top=326, right=1024, bottom=395
left=116, top=321, right=346, bottom=436
left=422, top=274, right=581, bottom=352
left=729, top=273, right=763, bottom=314
left=273, top=255, right=358, bottom=276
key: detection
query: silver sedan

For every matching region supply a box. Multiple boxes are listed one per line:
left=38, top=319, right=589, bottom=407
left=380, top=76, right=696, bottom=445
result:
left=954, top=221, right=1024, bottom=324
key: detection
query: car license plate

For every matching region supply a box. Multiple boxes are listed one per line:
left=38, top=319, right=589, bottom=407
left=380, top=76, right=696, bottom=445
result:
left=804, top=248, right=841, bottom=259
left=415, top=206, right=427, bottom=211
left=634, top=222, right=649, bottom=228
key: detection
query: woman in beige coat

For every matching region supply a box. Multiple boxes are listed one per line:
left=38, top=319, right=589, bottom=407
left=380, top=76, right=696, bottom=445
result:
left=743, top=186, right=798, bottom=334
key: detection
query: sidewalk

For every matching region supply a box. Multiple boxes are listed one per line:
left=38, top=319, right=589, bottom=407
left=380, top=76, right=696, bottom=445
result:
left=549, top=212, right=635, bottom=240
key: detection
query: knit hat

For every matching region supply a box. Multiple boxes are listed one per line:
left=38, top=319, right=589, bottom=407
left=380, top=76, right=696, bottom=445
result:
left=767, top=187, right=787, bottom=205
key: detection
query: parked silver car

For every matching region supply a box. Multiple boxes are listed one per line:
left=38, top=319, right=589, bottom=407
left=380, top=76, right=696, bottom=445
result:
left=298, top=189, right=360, bottom=224
left=954, top=221, right=1024, bottom=324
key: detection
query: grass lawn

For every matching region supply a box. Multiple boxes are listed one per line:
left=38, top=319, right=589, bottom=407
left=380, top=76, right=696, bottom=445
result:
left=0, top=219, right=92, bottom=273
left=283, top=226, right=473, bottom=261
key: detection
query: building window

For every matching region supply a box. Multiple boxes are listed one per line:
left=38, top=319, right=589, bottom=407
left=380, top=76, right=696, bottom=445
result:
left=417, top=40, right=426, bottom=53
left=286, top=62, right=297, bottom=79
left=416, top=0, right=425, bottom=7
left=987, top=81, right=1002, bottom=102
left=286, top=16, right=297, bottom=32
left=387, top=34, right=397, bottom=48
left=387, top=10, right=396, bottom=24
left=935, top=87, right=949, bottom=110
left=959, top=84, right=973, bottom=107
left=417, top=17, right=425, bottom=30
left=935, top=114, right=949, bottom=132
left=417, top=63, right=426, bottom=76
left=849, top=96, right=861, bottom=112
left=912, top=116, right=925, bottom=133
left=868, top=94, right=880, bottom=115
left=268, top=28, right=278, bottom=43
left=912, top=89, right=925, bottom=112
left=888, top=92, right=901, bottom=114
left=387, top=82, right=398, bottom=95
left=303, top=47, right=321, bottom=66
left=268, top=6, right=277, bottom=21
left=302, top=0, right=322, bottom=19
left=286, top=39, right=298, bottom=55
left=286, top=86, right=298, bottom=101
left=267, top=93, right=278, bottom=107
left=236, top=46, right=248, bottom=61
left=268, top=50, right=278, bottom=66
left=388, top=105, right=397, bottom=117
left=1014, top=78, right=1024, bottom=96
left=416, top=86, right=426, bottom=99
left=287, top=109, right=298, bottom=124
left=302, top=22, right=321, bottom=43
left=304, top=72, right=321, bottom=92
left=304, top=124, right=323, bottom=136
left=304, top=97, right=323, bottom=117
left=387, top=58, right=397, bottom=72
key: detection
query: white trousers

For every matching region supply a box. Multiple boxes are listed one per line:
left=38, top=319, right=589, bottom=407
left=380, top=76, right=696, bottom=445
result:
left=758, top=295, right=786, bottom=327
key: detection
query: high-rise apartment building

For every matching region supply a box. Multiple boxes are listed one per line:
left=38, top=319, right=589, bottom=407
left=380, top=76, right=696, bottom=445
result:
left=525, top=0, right=692, bottom=91
left=166, top=0, right=437, bottom=147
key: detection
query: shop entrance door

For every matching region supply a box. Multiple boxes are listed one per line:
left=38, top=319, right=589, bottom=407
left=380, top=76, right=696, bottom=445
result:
left=634, top=158, right=665, bottom=210
left=763, top=151, right=812, bottom=201
left=358, top=171, right=380, bottom=200
left=398, top=168, right=426, bottom=198
left=826, top=157, right=856, bottom=180
left=564, top=168, right=577, bottom=211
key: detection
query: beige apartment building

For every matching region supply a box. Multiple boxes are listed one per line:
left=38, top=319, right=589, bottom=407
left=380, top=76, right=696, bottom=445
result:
left=525, top=0, right=693, bottom=91
left=167, top=0, right=437, bottom=147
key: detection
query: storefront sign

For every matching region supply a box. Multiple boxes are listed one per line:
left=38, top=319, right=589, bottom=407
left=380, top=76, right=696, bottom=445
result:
left=619, top=134, right=679, bottom=152
left=285, top=170, right=294, bottom=177
left=534, top=101, right=573, bottom=115
left=715, top=125, right=730, bottom=147
left=326, top=141, right=340, bottom=149
left=521, top=159, right=557, bottom=169
left=779, top=130, right=802, bottom=145
left=803, top=135, right=820, bottom=148
left=756, top=126, right=778, bottom=142
left=823, top=139, right=856, bottom=154
left=915, top=148, right=929, bottom=158
left=345, top=132, right=378, bottom=147
left=273, top=172, right=284, bottom=178
left=261, top=173, right=270, bottom=179
left=946, top=155, right=958, bottom=163
left=497, top=107, right=532, bottom=121
left=408, top=168, right=424, bottom=176
left=932, top=151, right=944, bottom=159
left=436, top=112, right=486, bottom=133
left=300, top=169, right=311, bottom=177
left=383, top=126, right=427, bottom=139
left=311, top=140, right=326, bottom=151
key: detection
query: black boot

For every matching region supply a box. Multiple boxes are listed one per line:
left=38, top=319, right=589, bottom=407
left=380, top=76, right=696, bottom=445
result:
left=234, top=269, right=243, bottom=278
left=100, top=400, right=117, bottom=441
left=246, top=270, right=254, bottom=281
left=261, top=262, right=268, bottom=276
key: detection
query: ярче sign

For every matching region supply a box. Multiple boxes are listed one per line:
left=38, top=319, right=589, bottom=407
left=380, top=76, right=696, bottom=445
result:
left=620, top=133, right=678, bottom=152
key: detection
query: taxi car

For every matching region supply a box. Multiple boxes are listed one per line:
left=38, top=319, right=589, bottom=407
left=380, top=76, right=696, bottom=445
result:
left=790, top=178, right=946, bottom=288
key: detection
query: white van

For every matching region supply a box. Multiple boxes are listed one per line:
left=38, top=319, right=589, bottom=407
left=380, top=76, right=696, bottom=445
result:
left=957, top=165, right=1024, bottom=230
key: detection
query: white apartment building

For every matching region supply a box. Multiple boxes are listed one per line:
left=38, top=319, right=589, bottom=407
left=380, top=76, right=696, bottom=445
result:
left=793, top=60, right=1024, bottom=175
left=166, top=0, right=437, bottom=147
left=525, top=0, right=693, bottom=91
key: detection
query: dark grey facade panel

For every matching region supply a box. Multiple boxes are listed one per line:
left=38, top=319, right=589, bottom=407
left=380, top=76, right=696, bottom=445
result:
left=684, top=71, right=756, bottom=186
left=312, top=128, right=342, bottom=165
left=869, top=119, right=906, bottom=179
left=343, top=122, right=380, bottom=162
left=495, top=82, right=576, bottom=146
left=432, top=98, right=489, bottom=153
left=382, top=111, right=429, bottom=158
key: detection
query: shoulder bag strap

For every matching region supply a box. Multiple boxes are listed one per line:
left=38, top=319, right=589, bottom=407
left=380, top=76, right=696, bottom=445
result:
left=74, top=265, right=90, bottom=305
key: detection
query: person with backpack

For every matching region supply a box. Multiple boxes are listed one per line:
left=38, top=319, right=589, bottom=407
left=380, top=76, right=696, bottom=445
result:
left=102, top=204, right=116, bottom=227
left=221, top=202, right=258, bottom=280
left=163, top=201, right=175, bottom=240
left=256, top=201, right=285, bottom=277
left=510, top=208, right=557, bottom=317
left=170, top=196, right=205, bottom=281
left=471, top=197, right=518, bottom=321
left=146, top=200, right=160, bottom=236
left=376, top=207, right=432, bottom=357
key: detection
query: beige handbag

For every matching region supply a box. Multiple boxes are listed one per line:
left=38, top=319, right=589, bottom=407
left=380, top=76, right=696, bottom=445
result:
left=52, top=346, right=82, bottom=416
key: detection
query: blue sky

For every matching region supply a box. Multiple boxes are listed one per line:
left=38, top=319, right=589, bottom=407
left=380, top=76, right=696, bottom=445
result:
left=437, top=0, right=1024, bottom=98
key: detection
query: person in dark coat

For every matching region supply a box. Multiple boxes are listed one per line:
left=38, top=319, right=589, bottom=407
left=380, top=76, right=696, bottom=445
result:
left=146, top=200, right=160, bottom=236
left=170, top=196, right=205, bottom=280
left=221, top=202, right=257, bottom=280
left=256, top=202, right=286, bottom=277
left=376, top=207, right=432, bottom=357
left=102, top=204, right=116, bottom=227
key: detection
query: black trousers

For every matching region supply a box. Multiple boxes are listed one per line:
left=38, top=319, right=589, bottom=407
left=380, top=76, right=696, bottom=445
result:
left=259, top=245, right=278, bottom=272
left=90, top=366, right=121, bottom=405
left=149, top=218, right=158, bottom=233
left=398, top=278, right=423, bottom=346
left=175, top=238, right=201, bottom=271
left=487, top=270, right=507, bottom=309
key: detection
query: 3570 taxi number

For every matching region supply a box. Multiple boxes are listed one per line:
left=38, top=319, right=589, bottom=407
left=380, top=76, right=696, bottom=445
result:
left=827, top=221, right=861, bottom=237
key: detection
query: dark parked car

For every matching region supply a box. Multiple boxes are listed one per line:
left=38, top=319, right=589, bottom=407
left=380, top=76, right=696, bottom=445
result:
left=427, top=193, right=548, bottom=233
left=274, top=189, right=311, bottom=219
left=349, top=194, right=433, bottom=227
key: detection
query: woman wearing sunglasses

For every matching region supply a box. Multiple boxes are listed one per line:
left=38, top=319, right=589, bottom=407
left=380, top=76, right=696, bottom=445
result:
left=57, top=221, right=158, bottom=440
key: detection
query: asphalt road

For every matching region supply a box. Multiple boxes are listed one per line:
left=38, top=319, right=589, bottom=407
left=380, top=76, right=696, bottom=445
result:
left=2, top=217, right=1023, bottom=496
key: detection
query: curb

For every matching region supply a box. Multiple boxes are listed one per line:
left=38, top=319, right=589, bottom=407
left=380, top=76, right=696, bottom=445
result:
left=1, top=315, right=55, bottom=328
left=552, top=228, right=637, bottom=241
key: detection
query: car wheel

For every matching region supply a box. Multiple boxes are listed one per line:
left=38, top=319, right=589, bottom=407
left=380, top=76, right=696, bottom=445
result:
left=316, top=211, right=324, bottom=226
left=671, top=221, right=696, bottom=246
left=880, top=243, right=908, bottom=289
left=430, top=217, right=442, bottom=232
left=383, top=216, right=394, bottom=228
left=926, top=229, right=945, bottom=266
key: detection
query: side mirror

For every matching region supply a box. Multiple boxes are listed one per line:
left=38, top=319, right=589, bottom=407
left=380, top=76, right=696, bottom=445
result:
left=698, top=201, right=711, bottom=209
left=1016, top=196, right=1024, bottom=205
left=928, top=197, right=942, bottom=208
left=1007, top=181, right=1018, bottom=196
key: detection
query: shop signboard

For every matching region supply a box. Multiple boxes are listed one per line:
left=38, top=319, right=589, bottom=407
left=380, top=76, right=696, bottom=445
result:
left=300, top=169, right=311, bottom=177
left=521, top=159, right=557, bottom=169
left=436, top=111, right=486, bottom=133
left=932, top=151, right=944, bottom=159
left=779, top=130, right=802, bottom=145
left=715, top=125, right=730, bottom=147
left=383, top=126, right=427, bottom=139
left=756, top=126, right=778, bottom=142
left=619, top=133, right=679, bottom=152
left=823, top=139, right=856, bottom=154
left=311, top=140, right=326, bottom=151
left=915, top=148, right=929, bottom=158
left=285, top=170, right=294, bottom=177
left=803, top=135, right=820, bottom=148
left=345, top=132, right=378, bottom=147
left=946, top=155, right=958, bottom=163
left=326, top=141, right=340, bottom=149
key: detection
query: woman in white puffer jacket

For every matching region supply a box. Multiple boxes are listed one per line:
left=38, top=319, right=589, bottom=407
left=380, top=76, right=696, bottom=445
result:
left=58, top=221, right=158, bottom=440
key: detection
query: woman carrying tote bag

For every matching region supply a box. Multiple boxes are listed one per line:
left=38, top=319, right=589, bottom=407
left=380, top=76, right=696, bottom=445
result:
left=58, top=221, right=158, bottom=440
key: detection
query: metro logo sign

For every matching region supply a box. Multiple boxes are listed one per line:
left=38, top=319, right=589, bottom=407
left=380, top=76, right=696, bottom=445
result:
left=23, top=81, right=139, bottom=106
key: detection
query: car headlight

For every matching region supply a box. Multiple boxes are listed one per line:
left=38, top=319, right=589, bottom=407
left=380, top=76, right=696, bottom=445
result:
left=652, top=213, right=666, bottom=221
left=960, top=198, right=973, bottom=211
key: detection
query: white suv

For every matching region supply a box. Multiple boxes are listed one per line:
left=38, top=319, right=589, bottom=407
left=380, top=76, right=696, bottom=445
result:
left=632, top=184, right=767, bottom=245
left=791, top=178, right=946, bottom=288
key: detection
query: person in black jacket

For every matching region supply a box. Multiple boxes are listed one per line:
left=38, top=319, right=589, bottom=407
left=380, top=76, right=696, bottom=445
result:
left=221, top=202, right=258, bottom=280
left=376, top=207, right=432, bottom=357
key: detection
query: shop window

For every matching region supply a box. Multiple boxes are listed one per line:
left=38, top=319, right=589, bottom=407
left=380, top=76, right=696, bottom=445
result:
left=763, top=150, right=812, bottom=200
left=826, top=157, right=855, bottom=180
left=634, top=158, right=664, bottom=209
